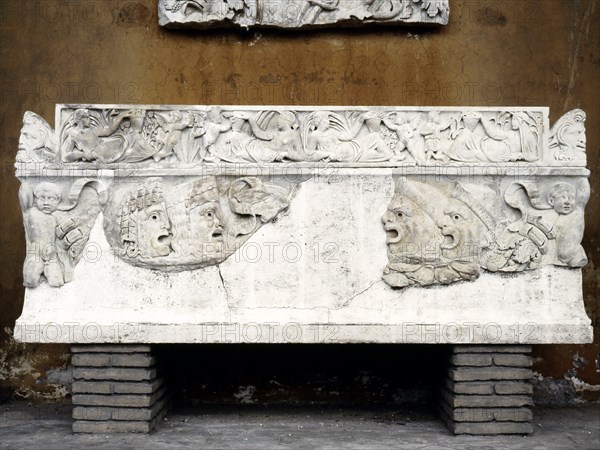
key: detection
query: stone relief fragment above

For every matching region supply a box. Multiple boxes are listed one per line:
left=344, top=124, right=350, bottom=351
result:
left=382, top=177, right=589, bottom=289
left=19, top=106, right=581, bottom=166
left=15, top=106, right=589, bottom=289
left=158, top=0, right=449, bottom=29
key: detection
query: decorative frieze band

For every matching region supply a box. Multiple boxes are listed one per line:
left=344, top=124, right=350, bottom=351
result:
left=158, top=0, right=450, bottom=29
left=17, top=105, right=586, bottom=167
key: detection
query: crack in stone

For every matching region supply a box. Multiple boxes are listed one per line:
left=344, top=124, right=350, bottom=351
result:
left=337, top=280, right=382, bottom=309
left=228, top=280, right=382, bottom=312
left=217, top=265, right=234, bottom=311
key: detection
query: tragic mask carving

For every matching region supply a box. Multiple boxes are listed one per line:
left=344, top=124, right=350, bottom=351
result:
left=440, top=183, right=504, bottom=263
left=382, top=180, right=446, bottom=288
left=120, top=179, right=172, bottom=259
left=185, top=178, right=226, bottom=261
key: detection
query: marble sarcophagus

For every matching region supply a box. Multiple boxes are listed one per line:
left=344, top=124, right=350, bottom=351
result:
left=14, top=105, right=592, bottom=346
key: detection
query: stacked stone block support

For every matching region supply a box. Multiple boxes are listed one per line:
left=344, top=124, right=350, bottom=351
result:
left=71, top=345, right=169, bottom=433
left=441, top=345, right=533, bottom=435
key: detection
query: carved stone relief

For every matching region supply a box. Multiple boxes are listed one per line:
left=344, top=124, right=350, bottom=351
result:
left=15, top=105, right=588, bottom=290
left=105, top=176, right=294, bottom=270
left=549, top=109, right=586, bottom=164
left=19, top=179, right=104, bottom=287
left=158, top=0, right=450, bottom=29
left=30, top=106, right=575, bottom=166
left=382, top=177, right=589, bottom=289
left=16, top=112, right=57, bottom=163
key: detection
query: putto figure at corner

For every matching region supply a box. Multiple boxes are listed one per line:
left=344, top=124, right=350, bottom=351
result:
left=20, top=180, right=104, bottom=288
left=22, top=183, right=68, bottom=287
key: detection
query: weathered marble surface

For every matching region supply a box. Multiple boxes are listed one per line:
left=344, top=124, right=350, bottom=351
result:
left=14, top=105, right=592, bottom=344
left=158, top=0, right=450, bottom=29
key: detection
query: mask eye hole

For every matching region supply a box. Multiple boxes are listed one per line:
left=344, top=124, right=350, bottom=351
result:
left=452, top=213, right=461, bottom=221
left=150, top=213, right=159, bottom=221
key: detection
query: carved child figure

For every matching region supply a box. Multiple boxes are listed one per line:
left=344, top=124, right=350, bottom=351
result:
left=383, top=112, right=426, bottom=163
left=152, top=110, right=195, bottom=162
left=420, top=111, right=452, bottom=162
left=192, top=108, right=232, bottom=162
left=23, top=183, right=65, bottom=287
left=503, top=181, right=588, bottom=268
left=546, top=183, right=587, bottom=266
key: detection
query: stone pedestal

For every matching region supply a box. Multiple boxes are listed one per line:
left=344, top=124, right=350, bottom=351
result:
left=71, top=345, right=169, bottom=433
left=441, top=345, right=533, bottom=435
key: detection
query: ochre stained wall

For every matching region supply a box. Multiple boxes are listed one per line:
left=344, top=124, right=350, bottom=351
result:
left=0, top=0, right=598, bottom=401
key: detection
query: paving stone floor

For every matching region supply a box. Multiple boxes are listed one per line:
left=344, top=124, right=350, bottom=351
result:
left=0, top=401, right=598, bottom=449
